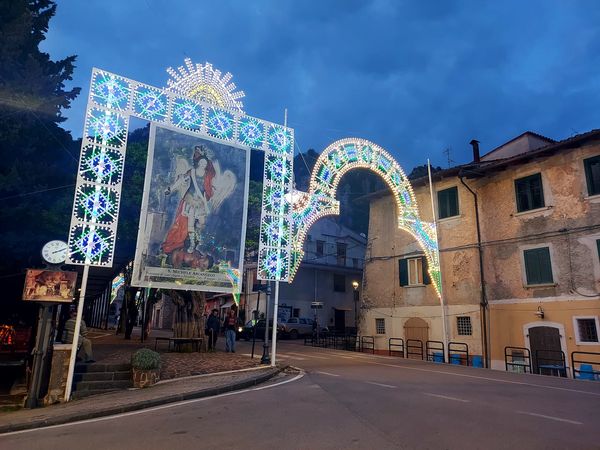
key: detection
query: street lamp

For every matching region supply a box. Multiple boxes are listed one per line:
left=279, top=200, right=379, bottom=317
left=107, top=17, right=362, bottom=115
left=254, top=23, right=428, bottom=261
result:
left=352, top=280, right=359, bottom=335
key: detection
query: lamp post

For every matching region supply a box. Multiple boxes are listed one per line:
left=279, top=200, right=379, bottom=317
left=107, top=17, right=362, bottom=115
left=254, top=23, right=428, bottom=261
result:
left=352, top=280, right=359, bottom=335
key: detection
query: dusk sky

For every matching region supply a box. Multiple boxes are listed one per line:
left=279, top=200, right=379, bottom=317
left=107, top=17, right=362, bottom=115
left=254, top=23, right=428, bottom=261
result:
left=42, top=0, right=600, bottom=171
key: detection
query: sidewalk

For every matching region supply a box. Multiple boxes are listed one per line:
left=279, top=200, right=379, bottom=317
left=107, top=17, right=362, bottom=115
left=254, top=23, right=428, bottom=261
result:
left=0, top=365, right=285, bottom=434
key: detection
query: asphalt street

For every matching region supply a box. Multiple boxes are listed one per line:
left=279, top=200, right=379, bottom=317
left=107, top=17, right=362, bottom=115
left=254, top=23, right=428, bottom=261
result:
left=1, top=341, right=599, bottom=450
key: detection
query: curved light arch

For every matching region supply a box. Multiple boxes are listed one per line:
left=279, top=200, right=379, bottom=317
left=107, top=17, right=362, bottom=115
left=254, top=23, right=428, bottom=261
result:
left=290, top=138, right=441, bottom=298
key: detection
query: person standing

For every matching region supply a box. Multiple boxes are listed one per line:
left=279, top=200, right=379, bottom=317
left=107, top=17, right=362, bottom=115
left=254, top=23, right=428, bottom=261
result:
left=205, top=309, right=220, bottom=351
left=63, top=307, right=95, bottom=363
left=223, top=309, right=237, bottom=353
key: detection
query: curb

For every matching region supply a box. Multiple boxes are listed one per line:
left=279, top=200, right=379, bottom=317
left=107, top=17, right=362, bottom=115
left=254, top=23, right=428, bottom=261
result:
left=0, top=366, right=285, bottom=434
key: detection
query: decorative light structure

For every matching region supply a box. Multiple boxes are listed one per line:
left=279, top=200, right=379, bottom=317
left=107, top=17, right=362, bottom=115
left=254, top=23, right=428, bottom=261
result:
left=288, top=138, right=442, bottom=299
left=67, top=63, right=293, bottom=283
left=166, top=58, right=245, bottom=112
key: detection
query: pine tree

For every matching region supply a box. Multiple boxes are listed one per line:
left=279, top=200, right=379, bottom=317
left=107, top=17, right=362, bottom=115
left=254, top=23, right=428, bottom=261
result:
left=0, top=1, right=80, bottom=315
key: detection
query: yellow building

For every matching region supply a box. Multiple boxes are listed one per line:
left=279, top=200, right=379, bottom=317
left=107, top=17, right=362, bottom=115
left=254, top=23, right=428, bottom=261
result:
left=363, top=130, right=600, bottom=376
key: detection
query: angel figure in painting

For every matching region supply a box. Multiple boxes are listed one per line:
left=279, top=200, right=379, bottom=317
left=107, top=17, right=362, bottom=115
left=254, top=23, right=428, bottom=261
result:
left=162, top=145, right=235, bottom=258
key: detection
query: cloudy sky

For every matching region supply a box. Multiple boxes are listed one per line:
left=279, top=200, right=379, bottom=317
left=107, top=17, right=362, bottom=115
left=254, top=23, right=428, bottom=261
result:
left=43, top=0, right=600, bottom=170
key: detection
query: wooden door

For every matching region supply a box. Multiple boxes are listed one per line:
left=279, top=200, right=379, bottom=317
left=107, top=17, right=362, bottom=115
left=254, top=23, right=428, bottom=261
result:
left=404, top=318, right=429, bottom=343
left=529, top=326, right=562, bottom=374
left=334, top=309, right=346, bottom=333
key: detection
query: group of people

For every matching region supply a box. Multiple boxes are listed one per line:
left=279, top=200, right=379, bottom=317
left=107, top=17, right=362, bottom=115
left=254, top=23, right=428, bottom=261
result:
left=205, top=308, right=239, bottom=353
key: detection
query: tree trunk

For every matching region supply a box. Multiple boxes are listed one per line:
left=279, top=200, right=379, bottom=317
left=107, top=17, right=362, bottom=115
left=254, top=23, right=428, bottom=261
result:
left=169, top=290, right=206, bottom=339
left=143, top=288, right=160, bottom=340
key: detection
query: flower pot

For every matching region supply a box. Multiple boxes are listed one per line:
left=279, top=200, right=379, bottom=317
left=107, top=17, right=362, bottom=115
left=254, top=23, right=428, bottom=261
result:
left=132, top=367, right=160, bottom=388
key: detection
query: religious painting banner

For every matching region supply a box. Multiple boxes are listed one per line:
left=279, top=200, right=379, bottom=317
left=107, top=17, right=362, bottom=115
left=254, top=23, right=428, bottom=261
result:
left=22, top=269, right=78, bottom=303
left=132, top=125, right=249, bottom=293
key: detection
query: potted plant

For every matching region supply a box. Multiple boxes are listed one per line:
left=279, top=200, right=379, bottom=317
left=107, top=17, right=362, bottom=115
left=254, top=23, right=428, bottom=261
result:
left=131, top=348, right=161, bottom=388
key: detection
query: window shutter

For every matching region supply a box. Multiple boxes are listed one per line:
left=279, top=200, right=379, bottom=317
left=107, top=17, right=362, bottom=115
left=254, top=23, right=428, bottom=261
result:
left=421, top=256, right=431, bottom=285
left=597, top=239, right=600, bottom=262
left=524, top=247, right=553, bottom=285
left=399, top=259, right=408, bottom=286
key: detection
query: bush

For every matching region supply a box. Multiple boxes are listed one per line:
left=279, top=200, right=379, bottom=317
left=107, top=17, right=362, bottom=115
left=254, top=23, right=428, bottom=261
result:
left=131, top=348, right=161, bottom=370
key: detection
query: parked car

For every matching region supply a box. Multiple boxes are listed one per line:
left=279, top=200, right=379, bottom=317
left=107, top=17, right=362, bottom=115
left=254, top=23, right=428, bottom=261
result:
left=241, top=319, right=284, bottom=341
left=281, top=317, right=328, bottom=339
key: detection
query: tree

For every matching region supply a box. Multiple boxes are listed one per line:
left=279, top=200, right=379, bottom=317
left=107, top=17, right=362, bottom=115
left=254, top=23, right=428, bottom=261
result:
left=0, top=1, right=80, bottom=320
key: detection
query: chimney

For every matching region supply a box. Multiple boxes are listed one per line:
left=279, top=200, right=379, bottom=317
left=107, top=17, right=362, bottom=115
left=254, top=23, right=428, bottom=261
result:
left=470, top=139, right=480, bottom=163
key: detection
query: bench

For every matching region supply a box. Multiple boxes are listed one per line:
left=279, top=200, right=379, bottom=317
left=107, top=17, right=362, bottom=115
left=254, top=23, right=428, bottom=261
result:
left=155, top=337, right=203, bottom=352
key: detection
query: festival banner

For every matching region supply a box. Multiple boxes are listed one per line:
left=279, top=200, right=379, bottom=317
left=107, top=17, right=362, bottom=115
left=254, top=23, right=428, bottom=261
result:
left=22, top=269, right=78, bottom=302
left=132, top=125, right=250, bottom=293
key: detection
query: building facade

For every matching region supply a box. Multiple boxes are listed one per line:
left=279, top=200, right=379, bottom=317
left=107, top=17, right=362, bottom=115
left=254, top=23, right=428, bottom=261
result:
left=363, top=130, right=600, bottom=373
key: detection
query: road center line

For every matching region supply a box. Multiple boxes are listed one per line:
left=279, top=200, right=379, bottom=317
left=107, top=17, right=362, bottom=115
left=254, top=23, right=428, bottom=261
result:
left=424, top=392, right=470, bottom=403
left=366, top=381, right=397, bottom=389
left=516, top=411, right=583, bottom=425
left=371, top=362, right=600, bottom=397
left=315, top=371, right=340, bottom=377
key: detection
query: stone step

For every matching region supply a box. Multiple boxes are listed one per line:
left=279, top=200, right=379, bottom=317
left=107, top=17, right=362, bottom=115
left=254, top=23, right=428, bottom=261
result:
left=73, top=379, right=132, bottom=392
left=73, top=370, right=131, bottom=382
left=74, top=362, right=131, bottom=374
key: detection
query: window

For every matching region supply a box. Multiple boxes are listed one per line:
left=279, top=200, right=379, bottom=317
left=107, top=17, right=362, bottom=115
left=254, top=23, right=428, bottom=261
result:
left=333, top=273, right=346, bottom=292
left=523, top=247, right=553, bottom=285
left=584, top=155, right=600, bottom=196
left=576, top=318, right=599, bottom=343
left=515, top=173, right=545, bottom=212
left=399, top=256, right=431, bottom=286
left=316, top=240, right=324, bottom=256
left=437, top=187, right=459, bottom=219
left=337, top=242, right=347, bottom=266
left=375, top=318, right=386, bottom=334
left=597, top=239, right=600, bottom=262
left=456, top=316, right=472, bottom=336
left=299, top=318, right=307, bottom=325
left=293, top=308, right=300, bottom=318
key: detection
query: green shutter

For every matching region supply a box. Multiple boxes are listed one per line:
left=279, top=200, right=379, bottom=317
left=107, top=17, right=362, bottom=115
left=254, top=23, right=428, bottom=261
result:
left=585, top=156, right=600, bottom=196
left=399, top=259, right=408, bottom=286
left=422, top=256, right=431, bottom=285
left=437, top=187, right=458, bottom=219
left=524, top=248, right=553, bottom=285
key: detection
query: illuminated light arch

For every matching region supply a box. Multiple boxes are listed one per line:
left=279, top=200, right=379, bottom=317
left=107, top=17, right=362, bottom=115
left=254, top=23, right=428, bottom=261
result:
left=289, top=138, right=442, bottom=298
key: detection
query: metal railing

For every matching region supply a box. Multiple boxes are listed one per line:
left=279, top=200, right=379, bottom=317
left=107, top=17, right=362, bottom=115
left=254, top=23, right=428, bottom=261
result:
left=360, top=336, right=375, bottom=354
left=504, top=346, right=532, bottom=374
left=571, top=351, right=600, bottom=380
left=534, top=349, right=567, bottom=377
left=426, top=340, right=445, bottom=363
left=388, top=338, right=405, bottom=357
left=448, top=342, right=469, bottom=366
left=406, top=339, right=424, bottom=360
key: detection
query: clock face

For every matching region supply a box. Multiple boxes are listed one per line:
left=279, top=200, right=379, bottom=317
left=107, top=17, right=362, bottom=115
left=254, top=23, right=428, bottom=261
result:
left=41, top=240, right=68, bottom=265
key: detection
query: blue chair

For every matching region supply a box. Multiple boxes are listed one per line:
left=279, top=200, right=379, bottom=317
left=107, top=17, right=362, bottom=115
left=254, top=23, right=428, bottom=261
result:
left=577, top=364, right=597, bottom=380
left=432, top=352, right=444, bottom=363
left=472, top=355, right=483, bottom=368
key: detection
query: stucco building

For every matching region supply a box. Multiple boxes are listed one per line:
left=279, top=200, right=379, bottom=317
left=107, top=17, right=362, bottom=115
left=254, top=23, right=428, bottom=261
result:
left=363, top=130, right=600, bottom=374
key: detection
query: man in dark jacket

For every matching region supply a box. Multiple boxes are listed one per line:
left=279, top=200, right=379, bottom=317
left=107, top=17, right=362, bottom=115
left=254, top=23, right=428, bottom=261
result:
left=205, top=309, right=220, bottom=351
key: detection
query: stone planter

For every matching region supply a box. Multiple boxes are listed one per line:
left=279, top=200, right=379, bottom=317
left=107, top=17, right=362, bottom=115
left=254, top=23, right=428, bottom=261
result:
left=132, top=367, right=160, bottom=388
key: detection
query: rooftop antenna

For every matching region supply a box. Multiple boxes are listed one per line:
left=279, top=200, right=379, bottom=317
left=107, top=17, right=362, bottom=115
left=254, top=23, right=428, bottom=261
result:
left=443, top=147, right=454, bottom=168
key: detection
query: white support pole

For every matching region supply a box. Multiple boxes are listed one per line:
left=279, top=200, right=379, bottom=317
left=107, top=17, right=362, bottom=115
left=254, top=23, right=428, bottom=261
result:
left=427, top=160, right=449, bottom=361
left=64, top=264, right=90, bottom=401
left=270, top=108, right=288, bottom=367
left=270, top=281, right=280, bottom=367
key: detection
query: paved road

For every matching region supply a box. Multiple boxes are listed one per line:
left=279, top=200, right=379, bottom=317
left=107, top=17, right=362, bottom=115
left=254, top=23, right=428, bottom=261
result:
left=2, top=341, right=599, bottom=449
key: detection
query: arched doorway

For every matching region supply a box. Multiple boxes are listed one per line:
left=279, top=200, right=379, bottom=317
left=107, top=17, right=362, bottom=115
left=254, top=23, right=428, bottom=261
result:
left=404, top=317, right=429, bottom=343
left=524, top=322, right=567, bottom=375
